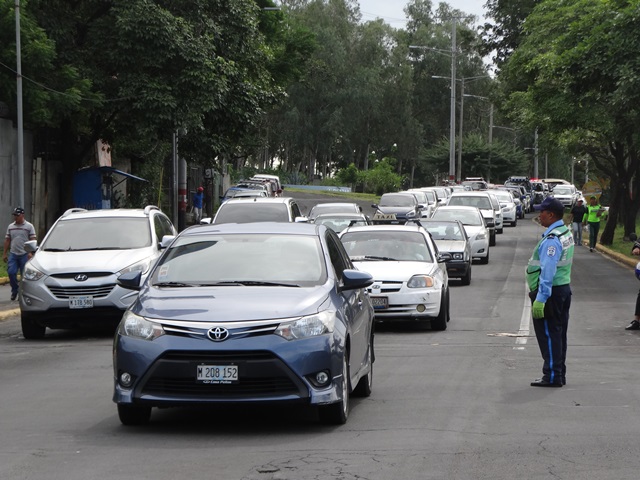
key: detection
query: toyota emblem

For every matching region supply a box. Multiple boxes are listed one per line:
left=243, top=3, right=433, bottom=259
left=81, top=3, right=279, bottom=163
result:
left=207, top=327, right=230, bottom=342
left=74, top=274, right=89, bottom=282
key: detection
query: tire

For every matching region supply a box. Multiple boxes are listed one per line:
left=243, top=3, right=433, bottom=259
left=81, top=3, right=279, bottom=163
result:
left=489, top=231, right=496, bottom=247
left=479, top=249, right=490, bottom=265
left=430, top=290, right=448, bottom=331
left=318, top=354, right=350, bottom=425
left=511, top=218, right=518, bottom=227
left=460, top=264, right=471, bottom=285
left=21, top=315, right=46, bottom=340
left=497, top=227, right=504, bottom=234
left=117, top=404, right=152, bottom=426
left=352, top=336, right=373, bottom=398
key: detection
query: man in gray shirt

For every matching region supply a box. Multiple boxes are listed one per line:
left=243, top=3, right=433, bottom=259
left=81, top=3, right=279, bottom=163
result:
left=3, top=207, right=37, bottom=300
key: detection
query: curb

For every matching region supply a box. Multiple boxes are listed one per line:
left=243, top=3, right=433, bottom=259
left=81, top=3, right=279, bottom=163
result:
left=0, top=308, right=19, bottom=321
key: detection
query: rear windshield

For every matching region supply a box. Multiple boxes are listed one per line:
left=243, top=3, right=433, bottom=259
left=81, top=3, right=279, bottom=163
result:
left=379, top=194, right=416, bottom=207
left=341, top=231, right=433, bottom=262
left=431, top=209, right=483, bottom=226
left=42, top=217, right=151, bottom=251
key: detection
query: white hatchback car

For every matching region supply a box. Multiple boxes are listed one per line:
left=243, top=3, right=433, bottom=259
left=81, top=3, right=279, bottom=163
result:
left=339, top=224, right=450, bottom=330
left=19, top=206, right=176, bottom=339
left=490, top=189, right=518, bottom=227
left=430, top=206, right=490, bottom=264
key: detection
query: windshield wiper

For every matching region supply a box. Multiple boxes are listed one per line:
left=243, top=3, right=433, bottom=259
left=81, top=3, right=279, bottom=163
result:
left=350, top=255, right=397, bottom=261
left=153, top=282, right=196, bottom=287
left=194, top=281, right=301, bottom=287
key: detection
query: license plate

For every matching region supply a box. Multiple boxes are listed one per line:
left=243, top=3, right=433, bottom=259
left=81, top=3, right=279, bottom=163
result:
left=69, top=296, right=93, bottom=309
left=196, top=365, right=238, bottom=384
left=370, top=296, right=388, bottom=309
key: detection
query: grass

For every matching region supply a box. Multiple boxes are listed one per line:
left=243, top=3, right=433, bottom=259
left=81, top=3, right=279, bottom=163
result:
left=0, top=261, right=6, bottom=278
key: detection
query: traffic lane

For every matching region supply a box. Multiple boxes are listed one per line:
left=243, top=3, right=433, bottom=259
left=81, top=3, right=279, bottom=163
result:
left=1, top=219, right=640, bottom=479
left=285, top=190, right=378, bottom=219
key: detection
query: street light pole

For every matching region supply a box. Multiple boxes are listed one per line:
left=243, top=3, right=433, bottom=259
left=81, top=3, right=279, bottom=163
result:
left=15, top=0, right=25, bottom=208
left=457, top=78, right=465, bottom=183
left=448, top=17, right=457, bottom=182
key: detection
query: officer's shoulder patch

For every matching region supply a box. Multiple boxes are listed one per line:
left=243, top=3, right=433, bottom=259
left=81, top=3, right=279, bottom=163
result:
left=547, top=245, right=557, bottom=257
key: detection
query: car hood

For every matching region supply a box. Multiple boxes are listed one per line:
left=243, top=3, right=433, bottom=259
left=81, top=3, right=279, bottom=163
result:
left=461, top=225, right=486, bottom=239
left=30, top=249, right=156, bottom=274
left=433, top=240, right=467, bottom=252
left=134, top=285, right=330, bottom=322
left=351, top=260, right=438, bottom=280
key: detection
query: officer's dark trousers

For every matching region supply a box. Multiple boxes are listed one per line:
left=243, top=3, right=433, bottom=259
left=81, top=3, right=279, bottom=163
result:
left=529, top=285, right=572, bottom=385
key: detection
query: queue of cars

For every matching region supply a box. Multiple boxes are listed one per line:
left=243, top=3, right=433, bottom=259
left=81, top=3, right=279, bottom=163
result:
left=17, top=172, right=582, bottom=427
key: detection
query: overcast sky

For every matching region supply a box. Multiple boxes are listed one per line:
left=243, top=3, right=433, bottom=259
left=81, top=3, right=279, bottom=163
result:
left=358, top=0, right=487, bottom=26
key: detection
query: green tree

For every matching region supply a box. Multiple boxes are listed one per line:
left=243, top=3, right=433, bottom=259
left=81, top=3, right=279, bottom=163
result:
left=501, top=0, right=640, bottom=243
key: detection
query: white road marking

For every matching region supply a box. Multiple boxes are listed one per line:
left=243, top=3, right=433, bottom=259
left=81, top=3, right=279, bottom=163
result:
left=515, top=286, right=531, bottom=349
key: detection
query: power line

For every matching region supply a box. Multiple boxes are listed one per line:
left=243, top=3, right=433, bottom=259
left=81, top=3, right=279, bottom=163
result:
left=0, top=60, right=135, bottom=103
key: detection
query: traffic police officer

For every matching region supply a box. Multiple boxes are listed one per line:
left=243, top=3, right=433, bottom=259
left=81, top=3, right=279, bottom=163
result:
left=527, top=197, right=574, bottom=387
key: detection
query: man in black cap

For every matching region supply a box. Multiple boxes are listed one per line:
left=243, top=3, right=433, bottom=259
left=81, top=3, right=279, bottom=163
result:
left=526, top=197, right=574, bottom=387
left=3, top=207, right=37, bottom=301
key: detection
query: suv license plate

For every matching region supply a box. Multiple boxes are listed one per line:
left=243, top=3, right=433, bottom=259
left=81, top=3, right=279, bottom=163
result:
left=196, top=365, right=239, bottom=384
left=370, top=296, right=388, bottom=309
left=69, top=296, right=93, bottom=309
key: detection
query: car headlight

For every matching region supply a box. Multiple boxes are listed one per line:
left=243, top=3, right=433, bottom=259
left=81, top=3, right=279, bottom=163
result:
left=275, top=311, right=335, bottom=340
left=407, top=275, right=435, bottom=288
left=118, top=310, right=165, bottom=341
left=23, top=264, right=45, bottom=281
left=476, top=232, right=487, bottom=240
left=117, top=258, right=152, bottom=277
left=452, top=253, right=464, bottom=260
left=406, top=210, right=416, bottom=217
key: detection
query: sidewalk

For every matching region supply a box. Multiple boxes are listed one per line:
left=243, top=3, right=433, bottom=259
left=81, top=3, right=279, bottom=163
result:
left=0, top=278, right=19, bottom=321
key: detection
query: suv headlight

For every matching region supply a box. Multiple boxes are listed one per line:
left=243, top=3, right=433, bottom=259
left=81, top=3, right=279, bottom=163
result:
left=23, top=264, right=45, bottom=281
left=406, top=210, right=416, bottom=217
left=118, top=310, right=165, bottom=341
left=452, top=253, right=464, bottom=260
left=407, top=275, right=435, bottom=288
left=117, top=258, right=152, bottom=277
left=275, top=311, right=335, bottom=340
left=476, top=232, right=487, bottom=240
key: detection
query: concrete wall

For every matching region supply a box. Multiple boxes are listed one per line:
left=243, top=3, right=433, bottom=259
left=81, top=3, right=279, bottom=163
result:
left=0, top=118, right=35, bottom=234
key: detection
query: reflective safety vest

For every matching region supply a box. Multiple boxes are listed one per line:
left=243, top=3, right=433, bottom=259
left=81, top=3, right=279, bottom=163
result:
left=586, top=204, right=603, bottom=223
left=526, top=225, right=574, bottom=292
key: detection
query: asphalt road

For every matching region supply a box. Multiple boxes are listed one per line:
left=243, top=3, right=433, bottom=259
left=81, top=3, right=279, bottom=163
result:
left=1, top=195, right=640, bottom=479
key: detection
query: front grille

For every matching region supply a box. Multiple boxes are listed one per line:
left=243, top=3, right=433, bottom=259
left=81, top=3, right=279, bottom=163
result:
left=367, top=280, right=403, bottom=294
left=50, top=272, right=113, bottom=280
left=48, top=284, right=115, bottom=299
left=139, top=350, right=307, bottom=399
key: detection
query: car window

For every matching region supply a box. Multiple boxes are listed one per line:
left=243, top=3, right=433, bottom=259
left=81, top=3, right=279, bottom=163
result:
left=431, top=209, right=482, bottom=226
left=325, top=231, right=351, bottom=282
left=424, top=223, right=464, bottom=241
left=448, top=196, right=492, bottom=210
left=291, top=201, right=302, bottom=219
left=341, top=231, right=433, bottom=262
left=379, top=194, right=416, bottom=207
left=41, top=217, right=151, bottom=251
left=152, top=233, right=326, bottom=286
left=154, top=214, right=174, bottom=241
left=213, top=203, right=289, bottom=224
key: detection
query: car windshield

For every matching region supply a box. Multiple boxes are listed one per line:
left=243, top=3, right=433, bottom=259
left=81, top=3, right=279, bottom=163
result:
left=310, top=204, right=356, bottom=217
left=152, top=234, right=326, bottom=287
left=553, top=186, right=573, bottom=195
left=41, top=217, right=151, bottom=251
left=341, top=231, right=433, bottom=262
left=448, top=196, right=492, bottom=210
left=379, top=194, right=416, bottom=207
left=493, top=191, right=513, bottom=202
left=214, top=203, right=289, bottom=224
left=315, top=216, right=367, bottom=232
left=424, top=223, right=464, bottom=241
left=431, top=209, right=483, bottom=226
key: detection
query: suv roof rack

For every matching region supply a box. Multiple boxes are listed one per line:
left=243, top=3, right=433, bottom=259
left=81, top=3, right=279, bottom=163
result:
left=61, top=208, right=88, bottom=217
left=143, top=205, right=160, bottom=214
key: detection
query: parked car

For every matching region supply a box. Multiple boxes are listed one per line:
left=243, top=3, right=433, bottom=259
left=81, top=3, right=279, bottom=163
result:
left=430, top=206, right=490, bottom=264
left=212, top=197, right=307, bottom=224
left=308, top=202, right=363, bottom=220
left=371, top=192, right=423, bottom=224
left=19, top=206, right=176, bottom=339
left=339, top=224, right=450, bottom=330
left=113, top=222, right=375, bottom=425
left=421, top=219, right=472, bottom=285
left=313, top=213, right=371, bottom=233
left=447, top=191, right=499, bottom=246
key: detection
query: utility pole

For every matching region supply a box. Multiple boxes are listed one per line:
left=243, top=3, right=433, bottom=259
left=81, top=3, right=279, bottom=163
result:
left=15, top=0, right=25, bottom=208
left=533, top=128, right=539, bottom=178
left=448, top=17, right=457, bottom=182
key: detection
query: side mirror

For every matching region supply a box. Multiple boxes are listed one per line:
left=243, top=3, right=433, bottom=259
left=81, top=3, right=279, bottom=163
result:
left=340, top=269, right=374, bottom=291
left=160, top=235, right=176, bottom=249
left=117, top=271, right=143, bottom=291
left=294, top=216, right=309, bottom=223
left=24, top=239, right=38, bottom=254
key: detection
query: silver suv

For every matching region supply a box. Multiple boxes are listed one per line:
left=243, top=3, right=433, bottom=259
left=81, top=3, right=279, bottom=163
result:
left=19, top=206, right=176, bottom=339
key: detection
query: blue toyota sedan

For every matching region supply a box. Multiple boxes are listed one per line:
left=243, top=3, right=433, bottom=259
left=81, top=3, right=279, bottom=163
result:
left=112, top=222, right=375, bottom=425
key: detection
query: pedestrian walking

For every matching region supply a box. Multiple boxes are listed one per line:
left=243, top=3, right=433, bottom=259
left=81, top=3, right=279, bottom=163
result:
left=2, top=207, right=37, bottom=301
left=527, top=197, right=574, bottom=387
left=570, top=198, right=587, bottom=246
left=586, top=195, right=604, bottom=252
left=192, top=187, right=204, bottom=224
left=626, top=236, right=640, bottom=330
